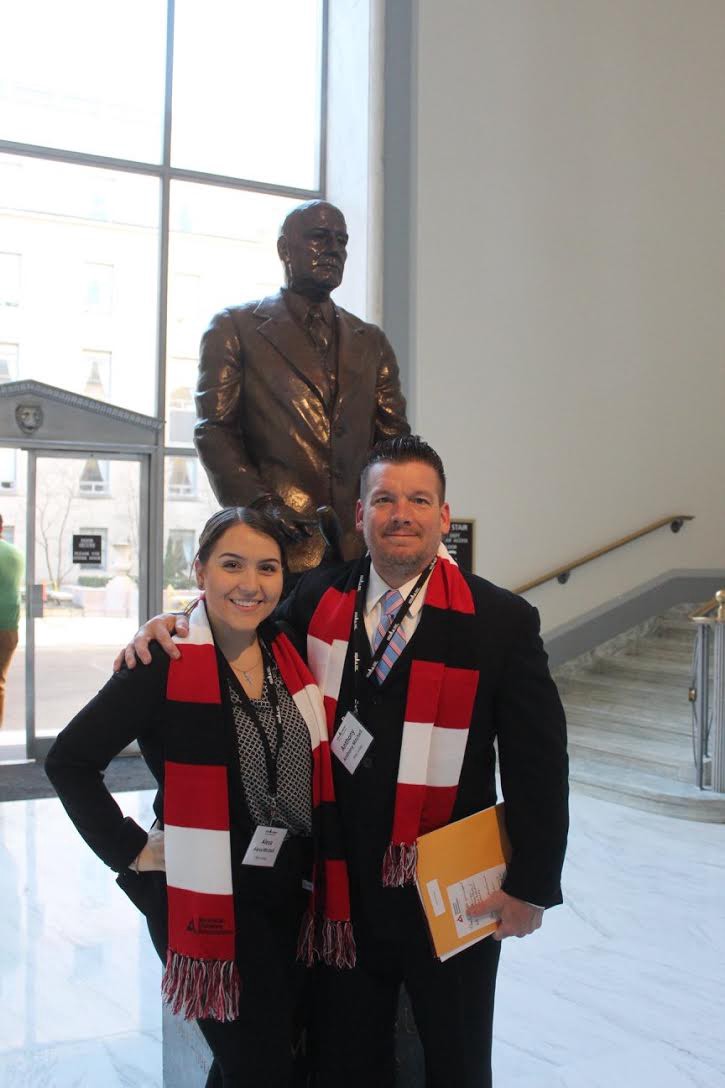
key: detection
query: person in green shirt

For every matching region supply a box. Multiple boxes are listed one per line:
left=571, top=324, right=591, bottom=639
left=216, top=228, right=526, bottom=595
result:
left=0, top=514, right=23, bottom=727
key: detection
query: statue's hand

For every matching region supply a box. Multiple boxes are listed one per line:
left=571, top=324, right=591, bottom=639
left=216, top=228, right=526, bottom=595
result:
left=251, top=495, right=318, bottom=542
left=317, top=505, right=344, bottom=563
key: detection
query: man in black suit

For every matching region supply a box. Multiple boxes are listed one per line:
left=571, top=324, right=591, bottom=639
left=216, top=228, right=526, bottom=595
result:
left=127, top=435, right=569, bottom=1088
left=194, top=200, right=409, bottom=573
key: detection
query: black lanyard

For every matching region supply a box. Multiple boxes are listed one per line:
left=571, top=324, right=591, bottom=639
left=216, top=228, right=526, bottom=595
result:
left=232, top=642, right=284, bottom=822
left=351, top=556, right=437, bottom=714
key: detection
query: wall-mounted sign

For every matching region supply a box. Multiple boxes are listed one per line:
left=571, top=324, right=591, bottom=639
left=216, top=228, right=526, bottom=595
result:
left=444, top=519, right=475, bottom=572
left=73, top=534, right=102, bottom=565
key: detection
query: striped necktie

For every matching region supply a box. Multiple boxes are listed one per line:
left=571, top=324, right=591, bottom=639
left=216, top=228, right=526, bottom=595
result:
left=372, top=589, right=407, bottom=684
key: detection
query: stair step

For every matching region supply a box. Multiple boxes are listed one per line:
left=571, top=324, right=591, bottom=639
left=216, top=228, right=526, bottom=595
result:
left=560, top=679, right=692, bottom=713
left=568, top=729, right=694, bottom=781
left=564, top=707, right=691, bottom=743
left=555, top=605, right=722, bottom=821
left=592, top=655, right=691, bottom=681
left=650, top=624, right=698, bottom=646
left=570, top=760, right=725, bottom=822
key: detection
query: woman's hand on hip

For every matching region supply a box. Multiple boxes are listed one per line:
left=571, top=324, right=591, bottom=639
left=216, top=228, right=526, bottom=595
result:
left=134, top=827, right=166, bottom=872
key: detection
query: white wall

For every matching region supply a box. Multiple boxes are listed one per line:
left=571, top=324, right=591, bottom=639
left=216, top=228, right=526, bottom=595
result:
left=408, top=0, right=725, bottom=631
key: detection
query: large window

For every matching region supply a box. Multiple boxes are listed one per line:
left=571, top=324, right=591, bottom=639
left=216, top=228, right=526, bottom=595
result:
left=0, top=0, right=326, bottom=607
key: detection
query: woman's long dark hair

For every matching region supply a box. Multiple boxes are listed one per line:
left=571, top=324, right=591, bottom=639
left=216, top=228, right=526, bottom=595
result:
left=194, top=507, right=289, bottom=569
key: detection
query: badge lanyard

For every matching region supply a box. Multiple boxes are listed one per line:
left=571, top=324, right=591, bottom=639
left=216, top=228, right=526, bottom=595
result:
left=232, top=641, right=284, bottom=823
left=350, top=556, right=437, bottom=715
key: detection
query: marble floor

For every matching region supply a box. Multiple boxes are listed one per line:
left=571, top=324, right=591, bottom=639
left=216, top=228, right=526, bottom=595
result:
left=1, top=788, right=723, bottom=1087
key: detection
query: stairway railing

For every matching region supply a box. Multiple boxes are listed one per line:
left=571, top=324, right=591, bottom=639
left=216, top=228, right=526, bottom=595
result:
left=513, top=515, right=694, bottom=595
left=690, top=591, right=725, bottom=793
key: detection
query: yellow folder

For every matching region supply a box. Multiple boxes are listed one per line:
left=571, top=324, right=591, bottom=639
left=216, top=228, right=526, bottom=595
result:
left=415, top=803, right=511, bottom=961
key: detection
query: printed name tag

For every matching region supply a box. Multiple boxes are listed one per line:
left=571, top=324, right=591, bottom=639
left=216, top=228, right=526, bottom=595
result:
left=241, top=826, right=287, bottom=868
left=331, top=711, right=373, bottom=774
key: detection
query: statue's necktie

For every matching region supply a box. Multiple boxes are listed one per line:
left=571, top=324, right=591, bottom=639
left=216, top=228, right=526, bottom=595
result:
left=372, top=589, right=407, bottom=684
left=305, top=304, right=332, bottom=356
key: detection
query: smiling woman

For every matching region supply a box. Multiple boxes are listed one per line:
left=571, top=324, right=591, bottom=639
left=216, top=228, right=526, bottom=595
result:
left=45, top=505, right=349, bottom=1088
left=193, top=508, right=286, bottom=698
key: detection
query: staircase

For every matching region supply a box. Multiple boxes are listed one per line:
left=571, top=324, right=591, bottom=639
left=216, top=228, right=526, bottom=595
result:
left=554, top=605, right=725, bottom=822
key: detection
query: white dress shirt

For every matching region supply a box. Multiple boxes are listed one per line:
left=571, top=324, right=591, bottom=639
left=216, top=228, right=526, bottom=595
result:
left=363, top=563, right=433, bottom=649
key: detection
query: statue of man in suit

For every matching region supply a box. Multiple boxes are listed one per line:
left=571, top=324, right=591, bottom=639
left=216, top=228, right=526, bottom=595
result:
left=194, top=200, right=410, bottom=572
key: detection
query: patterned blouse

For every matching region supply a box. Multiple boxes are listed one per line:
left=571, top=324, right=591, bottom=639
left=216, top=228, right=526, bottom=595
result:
left=227, top=659, right=313, bottom=836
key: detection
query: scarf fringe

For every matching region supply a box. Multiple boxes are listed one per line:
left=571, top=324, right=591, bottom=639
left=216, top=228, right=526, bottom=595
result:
left=297, top=907, right=317, bottom=966
left=161, top=949, right=240, bottom=1022
left=382, top=841, right=418, bottom=887
left=296, top=909, right=356, bottom=968
left=321, top=918, right=356, bottom=968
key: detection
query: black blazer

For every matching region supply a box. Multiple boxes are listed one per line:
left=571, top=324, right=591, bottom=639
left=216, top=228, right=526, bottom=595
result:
left=278, top=563, right=569, bottom=911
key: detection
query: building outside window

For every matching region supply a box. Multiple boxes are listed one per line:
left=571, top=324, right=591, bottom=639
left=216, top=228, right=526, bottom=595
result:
left=81, top=349, right=112, bottom=402
left=79, top=457, right=110, bottom=497
left=0, top=343, right=18, bottom=383
left=0, top=253, right=21, bottom=308
left=84, top=263, right=114, bottom=316
left=167, top=357, right=196, bottom=446
left=0, top=449, right=16, bottom=493
left=167, top=456, right=197, bottom=499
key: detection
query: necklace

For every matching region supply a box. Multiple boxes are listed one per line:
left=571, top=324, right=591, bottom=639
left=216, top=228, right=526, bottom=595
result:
left=234, top=659, right=263, bottom=686
left=230, top=641, right=263, bottom=687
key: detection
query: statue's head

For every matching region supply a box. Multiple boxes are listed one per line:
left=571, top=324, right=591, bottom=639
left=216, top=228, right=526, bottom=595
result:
left=277, top=200, right=348, bottom=299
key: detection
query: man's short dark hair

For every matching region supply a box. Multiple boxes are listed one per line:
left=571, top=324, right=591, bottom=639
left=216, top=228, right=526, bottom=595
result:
left=360, top=435, right=446, bottom=500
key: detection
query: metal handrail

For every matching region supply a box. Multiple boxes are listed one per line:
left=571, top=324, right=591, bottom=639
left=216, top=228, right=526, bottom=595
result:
left=513, top=514, right=694, bottom=595
left=690, top=590, right=725, bottom=793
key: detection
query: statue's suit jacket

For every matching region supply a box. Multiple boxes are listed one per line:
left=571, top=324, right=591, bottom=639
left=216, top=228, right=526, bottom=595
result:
left=194, top=291, right=410, bottom=571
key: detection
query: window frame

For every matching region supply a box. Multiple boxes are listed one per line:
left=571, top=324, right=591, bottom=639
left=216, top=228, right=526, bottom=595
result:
left=0, top=0, right=328, bottom=613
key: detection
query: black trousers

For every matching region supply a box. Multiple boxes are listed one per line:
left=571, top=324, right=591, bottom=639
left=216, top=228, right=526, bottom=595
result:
left=314, top=901, right=501, bottom=1088
left=137, top=841, right=312, bottom=1088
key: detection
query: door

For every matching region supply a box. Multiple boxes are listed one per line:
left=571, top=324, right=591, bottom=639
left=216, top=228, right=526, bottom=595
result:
left=25, top=451, right=147, bottom=760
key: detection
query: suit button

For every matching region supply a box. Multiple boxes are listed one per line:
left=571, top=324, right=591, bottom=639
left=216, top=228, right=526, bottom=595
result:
left=362, top=756, right=374, bottom=770
left=333, top=469, right=344, bottom=483
left=334, top=424, right=346, bottom=438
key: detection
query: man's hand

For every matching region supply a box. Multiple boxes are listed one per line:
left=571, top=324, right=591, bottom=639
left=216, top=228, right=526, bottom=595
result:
left=112, top=613, right=188, bottom=672
left=467, top=889, right=544, bottom=941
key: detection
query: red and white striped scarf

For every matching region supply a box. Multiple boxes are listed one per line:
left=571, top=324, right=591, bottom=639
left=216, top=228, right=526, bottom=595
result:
left=161, top=599, right=353, bottom=1023
left=306, top=545, right=480, bottom=886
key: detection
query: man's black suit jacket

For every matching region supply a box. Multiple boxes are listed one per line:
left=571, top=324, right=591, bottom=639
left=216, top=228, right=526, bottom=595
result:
left=278, top=561, right=569, bottom=932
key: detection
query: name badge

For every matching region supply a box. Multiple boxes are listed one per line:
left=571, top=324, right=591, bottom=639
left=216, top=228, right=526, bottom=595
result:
left=331, top=711, right=373, bottom=774
left=241, top=826, right=287, bottom=868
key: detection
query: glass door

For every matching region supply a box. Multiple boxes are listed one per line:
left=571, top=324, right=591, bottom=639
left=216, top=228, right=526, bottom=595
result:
left=26, top=451, right=144, bottom=759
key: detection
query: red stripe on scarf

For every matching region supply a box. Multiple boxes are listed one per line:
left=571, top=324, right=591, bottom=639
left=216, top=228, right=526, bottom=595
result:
left=390, top=782, right=427, bottom=843
left=164, top=761, right=230, bottom=830
left=426, top=555, right=475, bottom=613
left=323, top=695, right=338, bottom=736
left=309, top=585, right=357, bottom=643
left=437, top=666, right=479, bottom=727
left=167, top=886, right=236, bottom=960
left=404, top=660, right=445, bottom=722
left=324, top=859, right=353, bottom=920
left=420, top=785, right=459, bottom=834
left=167, top=643, right=220, bottom=703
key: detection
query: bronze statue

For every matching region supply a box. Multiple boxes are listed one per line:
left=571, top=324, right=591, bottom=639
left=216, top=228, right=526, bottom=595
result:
left=194, top=200, right=410, bottom=572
